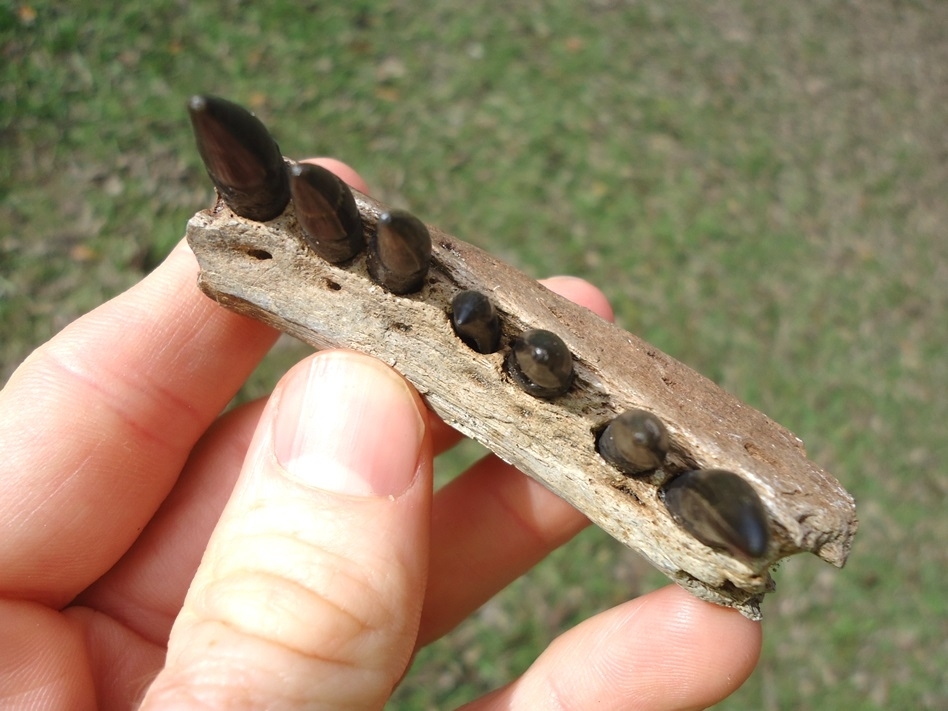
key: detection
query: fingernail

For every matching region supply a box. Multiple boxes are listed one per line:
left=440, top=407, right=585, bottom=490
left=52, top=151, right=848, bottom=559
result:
left=273, top=352, right=425, bottom=497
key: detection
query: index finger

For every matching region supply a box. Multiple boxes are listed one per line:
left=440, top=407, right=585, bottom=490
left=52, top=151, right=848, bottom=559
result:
left=0, top=160, right=371, bottom=608
left=0, top=241, right=278, bottom=606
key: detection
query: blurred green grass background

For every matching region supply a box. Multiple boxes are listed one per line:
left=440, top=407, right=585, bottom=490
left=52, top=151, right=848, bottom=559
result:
left=2, top=1, right=946, bottom=708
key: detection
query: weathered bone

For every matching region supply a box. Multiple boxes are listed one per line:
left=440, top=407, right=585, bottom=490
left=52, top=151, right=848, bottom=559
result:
left=186, top=184, right=856, bottom=619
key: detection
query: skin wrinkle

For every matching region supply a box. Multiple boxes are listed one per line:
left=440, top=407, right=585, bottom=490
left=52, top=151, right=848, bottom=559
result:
left=5, top=250, right=258, bottom=476
left=0, top=253, right=277, bottom=602
left=194, top=570, right=372, bottom=662
left=159, top=618, right=392, bottom=710
left=0, top=678, right=62, bottom=710
left=64, top=606, right=165, bottom=710
left=152, top=313, right=260, bottom=391
left=77, top=551, right=183, bottom=651
left=204, top=527, right=397, bottom=633
left=79, top=392, right=418, bottom=654
left=606, top=596, right=686, bottom=707
left=536, top=672, right=572, bottom=711
left=625, top=595, right=756, bottom=709
left=6, top=446, right=98, bottom=531
left=36, top=345, right=197, bottom=459
left=87, top=386, right=426, bottom=657
left=81, top=242, right=275, bottom=432
left=524, top=623, right=616, bottom=711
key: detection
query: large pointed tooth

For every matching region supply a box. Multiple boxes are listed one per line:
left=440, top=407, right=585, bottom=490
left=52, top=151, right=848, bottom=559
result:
left=187, top=95, right=290, bottom=221
left=289, top=163, right=365, bottom=264
left=366, top=210, right=432, bottom=294
left=662, top=469, right=770, bottom=559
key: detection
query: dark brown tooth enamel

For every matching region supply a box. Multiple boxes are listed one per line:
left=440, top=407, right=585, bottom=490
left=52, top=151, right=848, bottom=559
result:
left=662, top=469, right=770, bottom=559
left=506, top=329, right=574, bottom=398
left=187, top=95, right=290, bottom=221
left=450, top=290, right=502, bottom=354
left=598, top=409, right=669, bottom=476
left=366, top=210, right=432, bottom=294
left=289, top=163, right=365, bottom=263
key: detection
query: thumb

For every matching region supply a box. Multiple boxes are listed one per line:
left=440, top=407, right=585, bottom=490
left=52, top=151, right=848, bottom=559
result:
left=141, top=350, right=432, bottom=710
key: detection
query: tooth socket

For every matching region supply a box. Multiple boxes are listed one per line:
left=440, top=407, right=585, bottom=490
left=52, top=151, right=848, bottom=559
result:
left=187, top=95, right=290, bottom=222
left=289, top=163, right=365, bottom=264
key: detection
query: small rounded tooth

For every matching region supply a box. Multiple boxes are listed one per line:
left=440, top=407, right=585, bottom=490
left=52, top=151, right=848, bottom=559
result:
left=598, top=409, right=669, bottom=475
left=450, top=290, right=502, bottom=354
left=505, top=329, right=574, bottom=398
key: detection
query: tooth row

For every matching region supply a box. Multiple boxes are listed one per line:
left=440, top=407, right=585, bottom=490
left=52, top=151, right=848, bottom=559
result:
left=187, top=95, right=433, bottom=296
left=187, top=94, right=770, bottom=561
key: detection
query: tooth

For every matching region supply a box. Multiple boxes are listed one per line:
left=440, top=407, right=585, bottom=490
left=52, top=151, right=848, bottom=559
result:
left=505, top=328, right=574, bottom=398
left=662, top=469, right=770, bottom=559
left=187, top=95, right=289, bottom=221
left=289, top=163, right=365, bottom=264
left=450, top=290, right=502, bottom=354
left=366, top=210, right=432, bottom=294
left=598, top=409, right=669, bottom=475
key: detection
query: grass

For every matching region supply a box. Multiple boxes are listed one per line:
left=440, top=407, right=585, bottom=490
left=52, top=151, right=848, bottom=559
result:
left=3, top=0, right=948, bottom=708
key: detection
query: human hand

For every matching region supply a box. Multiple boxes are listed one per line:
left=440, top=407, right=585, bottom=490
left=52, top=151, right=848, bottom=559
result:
left=0, top=160, right=761, bottom=710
